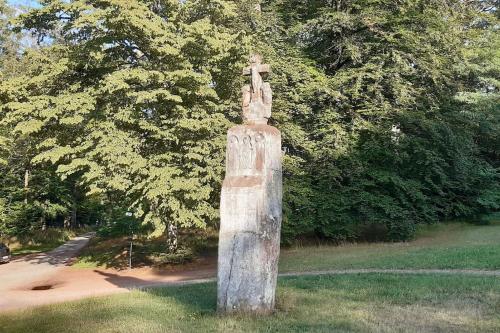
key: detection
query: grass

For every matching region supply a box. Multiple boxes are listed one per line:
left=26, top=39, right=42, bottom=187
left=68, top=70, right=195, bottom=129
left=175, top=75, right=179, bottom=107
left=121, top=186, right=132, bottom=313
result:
left=2, top=218, right=500, bottom=332
left=73, top=230, right=217, bottom=269
left=279, top=218, right=500, bottom=272
left=73, top=236, right=204, bottom=270
left=11, top=243, right=65, bottom=256
left=1, top=273, right=499, bottom=333
left=6, top=228, right=81, bottom=256
left=73, top=216, right=500, bottom=272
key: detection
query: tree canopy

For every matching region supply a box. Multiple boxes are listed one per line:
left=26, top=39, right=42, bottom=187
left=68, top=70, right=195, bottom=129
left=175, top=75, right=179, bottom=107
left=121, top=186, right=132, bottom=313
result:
left=0, top=0, right=498, bottom=245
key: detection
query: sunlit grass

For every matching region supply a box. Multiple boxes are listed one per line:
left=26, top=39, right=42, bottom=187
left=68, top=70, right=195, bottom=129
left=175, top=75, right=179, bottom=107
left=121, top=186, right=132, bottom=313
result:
left=3, top=219, right=500, bottom=332
left=279, top=219, right=500, bottom=272
left=1, top=274, right=499, bottom=333
left=73, top=216, right=500, bottom=272
left=7, top=228, right=80, bottom=256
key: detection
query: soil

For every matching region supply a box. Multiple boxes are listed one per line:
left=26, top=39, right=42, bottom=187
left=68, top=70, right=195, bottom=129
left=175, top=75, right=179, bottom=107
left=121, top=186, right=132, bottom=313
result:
left=1, top=256, right=216, bottom=312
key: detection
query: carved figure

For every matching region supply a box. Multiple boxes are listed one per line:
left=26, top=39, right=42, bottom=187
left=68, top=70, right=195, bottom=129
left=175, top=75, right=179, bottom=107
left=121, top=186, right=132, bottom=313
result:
left=242, top=54, right=272, bottom=124
left=218, top=54, right=282, bottom=314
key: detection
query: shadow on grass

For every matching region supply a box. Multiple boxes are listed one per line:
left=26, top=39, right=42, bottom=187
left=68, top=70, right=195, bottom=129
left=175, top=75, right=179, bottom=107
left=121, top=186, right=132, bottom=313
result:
left=92, top=267, right=500, bottom=315
left=145, top=282, right=218, bottom=314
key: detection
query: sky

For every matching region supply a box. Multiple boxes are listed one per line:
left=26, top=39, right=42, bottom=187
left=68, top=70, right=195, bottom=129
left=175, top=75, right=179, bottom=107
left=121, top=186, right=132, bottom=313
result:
left=7, top=0, right=40, bottom=8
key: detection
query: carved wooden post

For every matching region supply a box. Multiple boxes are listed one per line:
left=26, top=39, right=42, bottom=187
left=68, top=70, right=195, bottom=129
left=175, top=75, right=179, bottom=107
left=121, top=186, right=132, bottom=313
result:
left=217, top=54, right=282, bottom=314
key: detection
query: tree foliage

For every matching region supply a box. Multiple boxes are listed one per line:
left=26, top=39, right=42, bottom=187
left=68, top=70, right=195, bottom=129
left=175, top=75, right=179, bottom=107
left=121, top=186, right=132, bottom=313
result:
left=0, top=0, right=498, bottom=244
left=256, top=0, right=499, bottom=241
left=1, top=0, right=249, bottom=240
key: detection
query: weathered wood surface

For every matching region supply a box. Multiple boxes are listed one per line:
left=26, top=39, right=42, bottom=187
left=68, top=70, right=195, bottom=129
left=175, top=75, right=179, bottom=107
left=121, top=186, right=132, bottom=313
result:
left=217, top=55, right=282, bottom=314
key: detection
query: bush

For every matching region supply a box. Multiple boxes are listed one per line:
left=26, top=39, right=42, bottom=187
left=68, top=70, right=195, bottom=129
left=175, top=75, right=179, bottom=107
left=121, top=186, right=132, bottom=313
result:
left=147, top=247, right=194, bottom=266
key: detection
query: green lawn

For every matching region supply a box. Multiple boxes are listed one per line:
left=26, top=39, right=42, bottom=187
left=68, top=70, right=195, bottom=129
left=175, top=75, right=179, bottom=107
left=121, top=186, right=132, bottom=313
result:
left=279, top=219, right=500, bottom=272
left=73, top=218, right=500, bottom=271
left=2, top=220, right=500, bottom=332
left=1, top=274, right=499, bottom=333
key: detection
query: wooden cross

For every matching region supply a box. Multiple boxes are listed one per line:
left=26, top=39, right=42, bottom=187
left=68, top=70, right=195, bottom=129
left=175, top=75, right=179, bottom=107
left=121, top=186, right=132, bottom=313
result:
left=243, top=54, right=270, bottom=103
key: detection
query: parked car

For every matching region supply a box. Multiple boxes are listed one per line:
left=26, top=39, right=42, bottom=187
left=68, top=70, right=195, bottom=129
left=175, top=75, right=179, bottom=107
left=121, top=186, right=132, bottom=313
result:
left=0, top=243, right=11, bottom=263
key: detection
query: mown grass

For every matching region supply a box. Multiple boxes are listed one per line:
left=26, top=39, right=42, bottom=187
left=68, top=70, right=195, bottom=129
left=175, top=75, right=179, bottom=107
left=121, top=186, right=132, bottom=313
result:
left=1, top=273, right=499, bottom=333
left=73, top=216, right=500, bottom=272
left=279, top=218, right=500, bottom=272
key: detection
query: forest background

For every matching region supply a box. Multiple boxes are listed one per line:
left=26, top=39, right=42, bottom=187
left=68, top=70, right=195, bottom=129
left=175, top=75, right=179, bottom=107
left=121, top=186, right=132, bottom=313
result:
left=0, top=0, right=498, bottom=250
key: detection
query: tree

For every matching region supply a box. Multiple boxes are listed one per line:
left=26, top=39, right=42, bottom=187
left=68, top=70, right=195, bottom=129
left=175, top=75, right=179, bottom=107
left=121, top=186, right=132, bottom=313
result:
left=1, top=0, right=497, bottom=245
left=1, top=0, right=249, bottom=247
left=254, top=0, right=499, bottom=241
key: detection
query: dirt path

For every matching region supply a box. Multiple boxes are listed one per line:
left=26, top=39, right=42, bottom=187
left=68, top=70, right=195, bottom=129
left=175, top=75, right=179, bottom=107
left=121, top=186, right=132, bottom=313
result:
left=0, top=264, right=217, bottom=312
left=0, top=233, right=95, bottom=310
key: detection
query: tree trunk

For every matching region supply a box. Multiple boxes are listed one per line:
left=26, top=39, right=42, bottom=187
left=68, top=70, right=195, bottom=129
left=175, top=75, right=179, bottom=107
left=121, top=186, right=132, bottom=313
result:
left=71, top=184, right=78, bottom=228
left=167, top=223, right=178, bottom=252
left=71, top=202, right=77, bottom=229
left=40, top=215, right=46, bottom=231
left=24, top=168, right=30, bottom=204
left=63, top=216, right=71, bottom=229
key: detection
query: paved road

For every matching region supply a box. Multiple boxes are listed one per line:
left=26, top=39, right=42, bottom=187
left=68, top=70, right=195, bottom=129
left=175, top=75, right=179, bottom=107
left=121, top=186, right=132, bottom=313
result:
left=0, top=233, right=94, bottom=309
